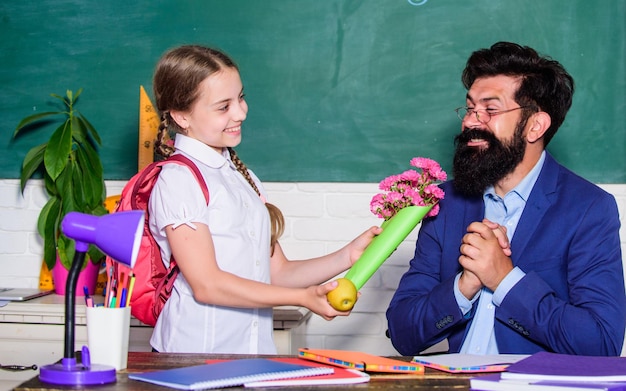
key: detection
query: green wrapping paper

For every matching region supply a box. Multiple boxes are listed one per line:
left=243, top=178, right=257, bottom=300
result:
left=345, top=205, right=433, bottom=290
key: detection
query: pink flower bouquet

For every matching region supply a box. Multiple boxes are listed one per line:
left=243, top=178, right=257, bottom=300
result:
left=370, top=157, right=447, bottom=221
left=344, top=157, right=446, bottom=291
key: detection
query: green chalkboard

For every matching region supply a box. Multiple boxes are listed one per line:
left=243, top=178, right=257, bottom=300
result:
left=1, top=1, right=624, bottom=183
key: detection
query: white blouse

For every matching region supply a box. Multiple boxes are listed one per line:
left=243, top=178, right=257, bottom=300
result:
left=148, top=134, right=275, bottom=354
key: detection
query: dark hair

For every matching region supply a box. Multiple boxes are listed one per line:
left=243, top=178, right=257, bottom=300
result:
left=461, top=42, right=574, bottom=146
left=152, top=45, right=284, bottom=250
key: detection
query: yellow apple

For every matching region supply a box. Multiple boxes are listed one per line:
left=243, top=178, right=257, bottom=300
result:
left=326, top=278, right=357, bottom=311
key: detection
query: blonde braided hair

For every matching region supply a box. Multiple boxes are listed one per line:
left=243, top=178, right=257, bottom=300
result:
left=229, top=147, right=285, bottom=254
left=154, top=111, right=176, bottom=160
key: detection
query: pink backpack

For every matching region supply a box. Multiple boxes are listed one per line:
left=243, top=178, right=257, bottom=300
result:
left=107, top=154, right=209, bottom=326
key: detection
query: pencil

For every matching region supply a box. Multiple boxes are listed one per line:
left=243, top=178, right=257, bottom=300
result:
left=116, top=272, right=125, bottom=308
left=119, top=288, right=127, bottom=308
left=126, top=274, right=135, bottom=307
left=104, top=265, right=114, bottom=305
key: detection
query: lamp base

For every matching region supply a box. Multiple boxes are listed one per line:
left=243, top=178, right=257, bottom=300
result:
left=39, top=358, right=116, bottom=385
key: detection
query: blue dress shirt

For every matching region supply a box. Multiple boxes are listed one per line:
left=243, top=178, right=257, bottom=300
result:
left=455, top=152, right=546, bottom=354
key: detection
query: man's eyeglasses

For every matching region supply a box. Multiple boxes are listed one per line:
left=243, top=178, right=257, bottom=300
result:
left=454, top=106, right=533, bottom=124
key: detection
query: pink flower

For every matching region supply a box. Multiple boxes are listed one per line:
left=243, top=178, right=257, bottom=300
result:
left=371, top=157, right=446, bottom=220
left=426, top=203, right=440, bottom=218
left=410, top=157, right=447, bottom=181
left=379, top=175, right=399, bottom=191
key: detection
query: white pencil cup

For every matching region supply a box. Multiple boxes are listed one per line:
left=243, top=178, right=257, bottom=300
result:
left=86, top=306, right=131, bottom=370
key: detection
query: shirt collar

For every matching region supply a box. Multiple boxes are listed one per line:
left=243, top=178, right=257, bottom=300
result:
left=173, top=134, right=230, bottom=168
left=484, top=150, right=546, bottom=202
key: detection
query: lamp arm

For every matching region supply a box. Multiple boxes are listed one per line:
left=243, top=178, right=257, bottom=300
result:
left=64, top=250, right=86, bottom=359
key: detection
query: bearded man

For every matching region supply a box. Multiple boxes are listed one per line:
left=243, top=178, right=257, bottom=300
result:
left=386, top=42, right=625, bottom=356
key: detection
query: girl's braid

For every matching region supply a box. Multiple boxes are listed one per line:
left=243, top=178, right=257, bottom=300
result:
left=228, top=147, right=261, bottom=195
left=228, top=147, right=285, bottom=253
left=154, top=112, right=176, bottom=159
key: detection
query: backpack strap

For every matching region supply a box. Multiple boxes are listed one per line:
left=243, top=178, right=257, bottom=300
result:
left=149, top=154, right=210, bottom=320
left=129, top=154, right=209, bottom=211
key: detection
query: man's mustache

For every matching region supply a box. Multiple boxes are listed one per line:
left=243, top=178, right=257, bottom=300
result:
left=454, top=128, right=499, bottom=146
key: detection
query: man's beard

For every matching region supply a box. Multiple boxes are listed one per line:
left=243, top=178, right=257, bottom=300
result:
left=452, top=124, right=526, bottom=197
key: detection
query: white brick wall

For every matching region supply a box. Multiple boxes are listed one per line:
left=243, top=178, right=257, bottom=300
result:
left=1, top=179, right=625, bottom=356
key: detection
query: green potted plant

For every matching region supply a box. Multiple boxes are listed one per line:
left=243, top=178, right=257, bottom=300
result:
left=12, top=89, right=108, bottom=293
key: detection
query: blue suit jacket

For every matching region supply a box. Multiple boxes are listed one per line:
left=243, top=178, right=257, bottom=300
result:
left=386, top=153, right=625, bottom=356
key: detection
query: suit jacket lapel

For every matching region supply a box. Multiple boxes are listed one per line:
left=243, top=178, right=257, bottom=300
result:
left=510, top=153, right=559, bottom=266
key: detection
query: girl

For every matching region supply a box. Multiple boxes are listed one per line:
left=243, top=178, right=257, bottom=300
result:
left=148, top=45, right=381, bottom=353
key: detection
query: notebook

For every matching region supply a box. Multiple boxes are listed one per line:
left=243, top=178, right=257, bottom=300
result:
left=500, top=352, right=626, bottom=382
left=471, top=373, right=626, bottom=391
left=0, top=288, right=54, bottom=302
left=128, top=358, right=334, bottom=390
left=204, top=357, right=370, bottom=387
left=298, top=348, right=424, bottom=373
left=412, top=353, right=529, bottom=373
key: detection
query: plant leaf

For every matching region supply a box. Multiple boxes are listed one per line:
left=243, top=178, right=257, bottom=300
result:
left=71, top=88, right=83, bottom=103
left=38, top=197, right=62, bottom=270
left=70, top=158, right=88, bottom=210
left=19, top=143, right=46, bottom=192
left=90, top=203, right=108, bottom=217
left=87, top=245, right=105, bottom=265
left=78, top=134, right=103, bottom=173
left=43, top=171, right=58, bottom=198
left=75, top=144, right=103, bottom=208
left=55, top=164, right=76, bottom=216
left=36, top=196, right=56, bottom=237
left=44, top=121, right=72, bottom=181
left=77, top=113, right=101, bottom=145
left=12, top=112, right=60, bottom=138
left=71, top=114, right=89, bottom=145
left=57, top=235, right=75, bottom=270
left=81, top=142, right=104, bottom=192
left=50, top=93, right=67, bottom=106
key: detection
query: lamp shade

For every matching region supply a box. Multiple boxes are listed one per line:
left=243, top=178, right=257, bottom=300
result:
left=61, top=211, right=144, bottom=269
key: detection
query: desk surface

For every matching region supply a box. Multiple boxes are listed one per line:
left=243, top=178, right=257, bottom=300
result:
left=15, top=352, right=481, bottom=390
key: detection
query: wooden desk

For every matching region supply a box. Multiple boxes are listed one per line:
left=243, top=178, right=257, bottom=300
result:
left=15, top=352, right=479, bottom=390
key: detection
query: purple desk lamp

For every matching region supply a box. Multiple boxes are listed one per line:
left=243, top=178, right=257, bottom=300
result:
left=39, top=211, right=144, bottom=386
